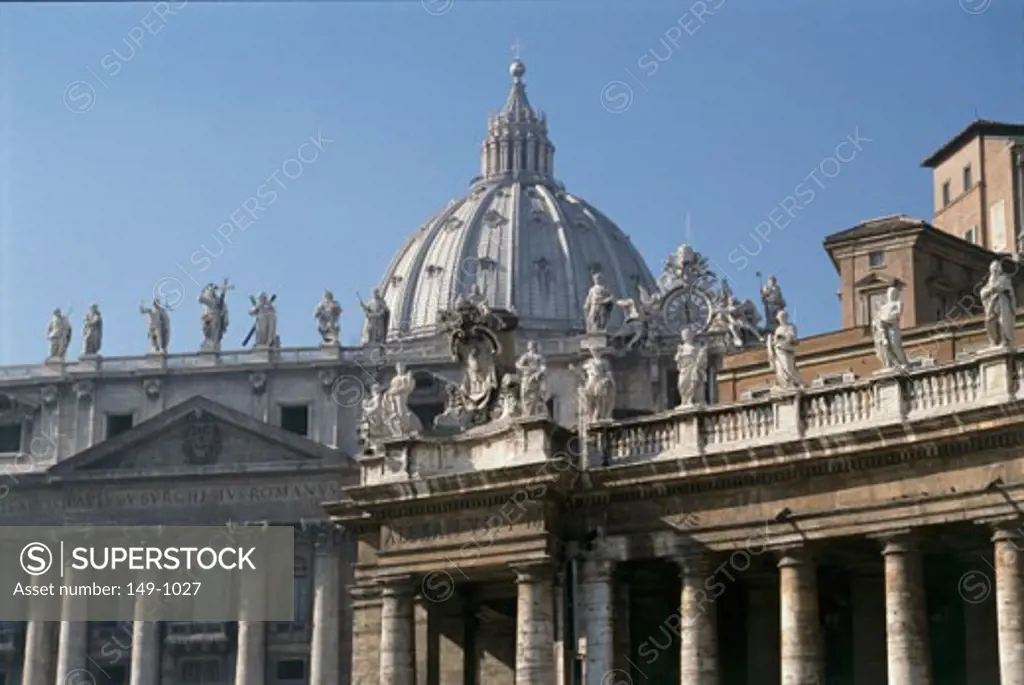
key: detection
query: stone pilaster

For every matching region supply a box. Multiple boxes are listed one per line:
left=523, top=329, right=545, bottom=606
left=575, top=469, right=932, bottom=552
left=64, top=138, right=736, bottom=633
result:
left=128, top=589, right=161, bottom=685
left=993, top=525, right=1024, bottom=685
left=379, top=576, right=415, bottom=685
left=55, top=567, right=88, bottom=685
left=234, top=571, right=267, bottom=685
left=22, top=620, right=54, bottom=685
left=849, top=563, right=886, bottom=685
left=514, top=562, right=555, bottom=685
left=745, top=572, right=779, bottom=685
left=580, top=558, right=615, bottom=685
left=777, top=549, right=823, bottom=685
left=350, top=583, right=383, bottom=685
left=677, top=554, right=719, bottom=685
left=880, top=534, right=932, bottom=685
left=309, top=527, right=343, bottom=685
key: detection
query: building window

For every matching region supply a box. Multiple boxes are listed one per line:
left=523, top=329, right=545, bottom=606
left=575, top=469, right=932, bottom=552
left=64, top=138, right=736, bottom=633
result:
left=106, top=413, right=134, bottom=439
left=280, top=405, right=309, bottom=436
left=293, top=555, right=311, bottom=627
left=964, top=227, right=976, bottom=244
left=963, top=164, right=973, bottom=191
left=180, top=659, right=220, bottom=684
left=868, top=251, right=884, bottom=268
left=0, top=425, right=20, bottom=453
left=276, top=659, right=307, bottom=682
left=942, top=180, right=952, bottom=207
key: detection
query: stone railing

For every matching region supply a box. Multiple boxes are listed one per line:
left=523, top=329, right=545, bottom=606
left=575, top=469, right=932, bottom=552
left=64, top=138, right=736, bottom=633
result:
left=358, top=416, right=565, bottom=486
left=587, top=347, right=1020, bottom=467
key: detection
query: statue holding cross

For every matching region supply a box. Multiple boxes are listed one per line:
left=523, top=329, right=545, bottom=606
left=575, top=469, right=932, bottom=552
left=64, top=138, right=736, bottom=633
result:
left=245, top=292, right=279, bottom=348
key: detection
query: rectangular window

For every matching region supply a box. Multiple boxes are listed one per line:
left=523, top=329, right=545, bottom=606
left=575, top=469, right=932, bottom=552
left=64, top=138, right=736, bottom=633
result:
left=963, top=164, right=973, bottom=191
left=868, top=251, right=884, bottom=268
left=942, top=180, right=952, bottom=207
left=276, top=659, right=307, bottom=681
left=280, top=405, right=309, bottom=436
left=0, top=425, right=20, bottom=453
left=106, top=413, right=134, bottom=439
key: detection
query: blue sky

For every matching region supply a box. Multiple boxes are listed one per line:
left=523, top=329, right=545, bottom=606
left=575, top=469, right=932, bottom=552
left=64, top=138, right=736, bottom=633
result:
left=0, top=0, right=1020, bottom=364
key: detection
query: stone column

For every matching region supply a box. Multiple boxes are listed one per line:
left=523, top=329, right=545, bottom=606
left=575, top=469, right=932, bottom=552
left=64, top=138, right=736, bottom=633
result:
left=613, top=569, right=632, bottom=680
left=350, top=583, right=383, bottom=685
left=580, top=558, right=614, bottom=685
left=849, top=563, right=886, bottom=685
left=514, top=563, right=555, bottom=685
left=309, top=527, right=342, bottom=685
left=379, top=576, right=415, bottom=685
left=55, top=567, right=88, bottom=685
left=234, top=570, right=267, bottom=685
left=22, top=620, right=54, bottom=685
left=678, top=554, right=718, bottom=685
left=129, top=589, right=161, bottom=685
left=993, top=525, right=1024, bottom=685
left=777, top=549, right=823, bottom=685
left=880, top=534, right=932, bottom=685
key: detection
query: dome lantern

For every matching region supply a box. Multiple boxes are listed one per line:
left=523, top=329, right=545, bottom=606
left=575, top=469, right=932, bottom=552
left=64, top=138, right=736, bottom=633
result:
left=480, top=60, right=556, bottom=183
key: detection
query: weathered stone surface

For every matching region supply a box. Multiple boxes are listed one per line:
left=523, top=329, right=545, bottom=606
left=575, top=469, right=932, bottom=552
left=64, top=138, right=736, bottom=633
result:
left=994, top=525, right=1024, bottom=685
left=379, top=577, right=415, bottom=685
left=514, top=563, right=555, bottom=685
left=778, top=550, right=823, bottom=685
left=880, top=534, right=932, bottom=685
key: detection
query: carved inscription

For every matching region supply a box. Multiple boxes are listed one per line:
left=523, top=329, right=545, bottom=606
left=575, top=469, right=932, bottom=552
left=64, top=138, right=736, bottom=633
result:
left=384, top=511, right=544, bottom=549
left=0, top=480, right=343, bottom=516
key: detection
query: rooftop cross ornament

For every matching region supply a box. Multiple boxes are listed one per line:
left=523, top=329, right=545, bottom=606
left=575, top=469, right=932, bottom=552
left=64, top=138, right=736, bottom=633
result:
left=510, top=36, right=524, bottom=61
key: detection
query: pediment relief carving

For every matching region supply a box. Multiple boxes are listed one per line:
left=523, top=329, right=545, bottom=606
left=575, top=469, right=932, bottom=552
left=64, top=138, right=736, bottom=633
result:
left=75, top=416, right=316, bottom=473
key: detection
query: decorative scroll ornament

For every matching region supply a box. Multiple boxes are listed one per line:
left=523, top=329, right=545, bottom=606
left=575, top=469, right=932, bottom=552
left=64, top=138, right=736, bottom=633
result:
left=182, top=409, right=223, bottom=465
left=143, top=378, right=162, bottom=400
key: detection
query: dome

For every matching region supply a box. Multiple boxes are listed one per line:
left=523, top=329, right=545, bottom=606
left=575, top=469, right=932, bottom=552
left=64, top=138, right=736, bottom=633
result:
left=377, top=61, right=657, bottom=339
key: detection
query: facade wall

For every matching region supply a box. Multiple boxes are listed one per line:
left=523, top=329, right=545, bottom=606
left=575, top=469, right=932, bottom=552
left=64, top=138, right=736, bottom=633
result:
left=932, top=138, right=985, bottom=244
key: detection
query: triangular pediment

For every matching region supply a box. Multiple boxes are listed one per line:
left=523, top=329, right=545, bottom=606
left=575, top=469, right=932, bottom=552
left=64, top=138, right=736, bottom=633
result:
left=853, top=272, right=898, bottom=289
left=49, top=396, right=348, bottom=476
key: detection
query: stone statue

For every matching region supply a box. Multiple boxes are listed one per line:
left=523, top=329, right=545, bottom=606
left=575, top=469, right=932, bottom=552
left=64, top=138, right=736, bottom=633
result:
left=81, top=304, right=103, bottom=356
left=199, top=279, right=233, bottom=352
left=359, top=288, right=390, bottom=345
left=579, top=356, right=615, bottom=422
left=498, top=374, right=519, bottom=419
left=712, top=294, right=762, bottom=348
left=382, top=362, right=419, bottom=436
left=873, top=286, right=909, bottom=370
left=314, top=290, right=343, bottom=345
left=140, top=299, right=171, bottom=354
left=584, top=272, right=615, bottom=334
left=461, top=284, right=491, bottom=317
left=47, top=308, right=72, bottom=360
left=766, top=310, right=802, bottom=390
left=515, top=341, right=547, bottom=416
left=674, top=329, right=708, bottom=407
left=760, top=275, right=786, bottom=331
left=359, top=383, right=386, bottom=444
left=981, top=260, right=1017, bottom=349
left=615, top=285, right=659, bottom=349
left=248, top=292, right=278, bottom=348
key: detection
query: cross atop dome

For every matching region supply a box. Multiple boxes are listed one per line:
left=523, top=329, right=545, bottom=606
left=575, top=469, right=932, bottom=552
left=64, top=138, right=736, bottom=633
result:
left=481, top=59, right=556, bottom=182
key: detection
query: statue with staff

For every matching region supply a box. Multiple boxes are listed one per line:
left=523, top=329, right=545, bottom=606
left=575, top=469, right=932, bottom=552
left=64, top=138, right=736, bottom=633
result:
left=244, top=292, right=279, bottom=348
left=359, top=288, right=390, bottom=345
left=140, top=297, right=172, bottom=354
left=199, top=278, right=233, bottom=352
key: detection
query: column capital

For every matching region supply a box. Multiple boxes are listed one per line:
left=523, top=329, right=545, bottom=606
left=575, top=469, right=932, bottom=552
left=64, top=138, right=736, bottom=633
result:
left=673, top=551, right=713, bottom=577
left=775, top=546, right=813, bottom=568
left=868, top=529, right=921, bottom=555
left=512, top=561, right=554, bottom=584
left=377, top=574, right=415, bottom=597
left=579, top=557, right=614, bottom=583
left=990, top=520, right=1024, bottom=543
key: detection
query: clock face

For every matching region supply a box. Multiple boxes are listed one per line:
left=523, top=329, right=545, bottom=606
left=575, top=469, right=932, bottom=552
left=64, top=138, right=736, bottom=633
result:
left=661, top=286, right=712, bottom=335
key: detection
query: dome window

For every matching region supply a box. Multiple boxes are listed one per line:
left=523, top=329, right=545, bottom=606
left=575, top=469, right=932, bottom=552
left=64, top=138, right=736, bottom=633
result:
left=588, top=262, right=604, bottom=275
left=444, top=217, right=463, bottom=232
left=483, top=209, right=507, bottom=227
left=425, top=265, right=444, bottom=278
left=478, top=257, right=498, bottom=271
